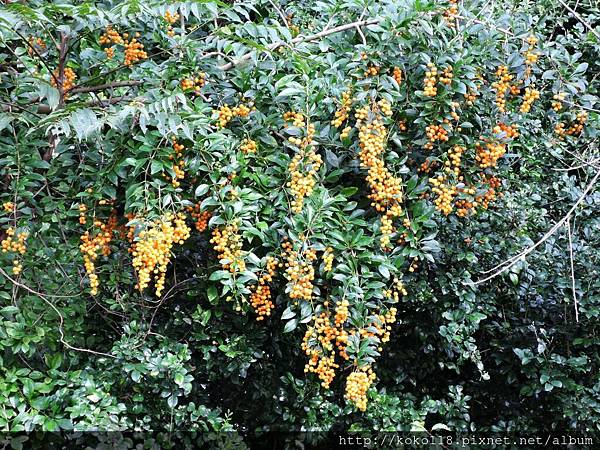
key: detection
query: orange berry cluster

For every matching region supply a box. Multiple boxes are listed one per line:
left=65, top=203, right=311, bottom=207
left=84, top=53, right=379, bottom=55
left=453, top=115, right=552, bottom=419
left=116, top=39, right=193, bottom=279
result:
left=51, top=67, right=76, bottom=94
left=78, top=203, right=87, bottom=224
left=168, top=138, right=186, bottom=188
left=492, top=65, right=513, bottom=112
left=425, top=123, right=450, bottom=149
left=164, top=10, right=180, bottom=37
left=345, top=367, right=376, bottom=411
left=363, top=65, right=380, bottom=77
left=331, top=91, right=353, bottom=128
left=99, top=26, right=124, bottom=59
left=475, top=176, right=503, bottom=209
left=285, top=114, right=322, bottom=214
left=552, top=92, right=566, bottom=112
left=1, top=227, right=28, bottom=275
left=357, top=113, right=403, bottom=248
left=79, top=214, right=117, bottom=295
left=556, top=111, right=588, bottom=137
left=282, top=241, right=317, bottom=301
left=27, top=36, right=46, bottom=57
left=216, top=104, right=252, bottom=128
left=392, top=66, right=403, bottom=85
left=186, top=203, right=211, bottom=232
left=439, top=66, right=453, bottom=85
left=302, top=300, right=350, bottom=388
left=493, top=122, right=519, bottom=139
left=3, top=202, right=14, bottom=213
left=443, top=0, right=459, bottom=26
left=240, top=138, right=257, bottom=154
left=464, top=88, right=478, bottom=106
left=249, top=256, right=277, bottom=320
left=423, top=63, right=438, bottom=97
left=322, top=247, right=334, bottom=272
left=131, top=213, right=190, bottom=297
left=429, top=175, right=457, bottom=215
left=124, top=36, right=147, bottom=66
left=210, top=221, right=246, bottom=273
left=520, top=86, right=540, bottom=113
left=476, top=140, right=506, bottom=168
left=180, top=73, right=206, bottom=94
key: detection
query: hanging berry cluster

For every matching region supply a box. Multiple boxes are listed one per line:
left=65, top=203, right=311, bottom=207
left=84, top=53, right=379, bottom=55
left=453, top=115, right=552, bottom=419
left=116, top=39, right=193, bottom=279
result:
left=131, top=213, right=190, bottom=297
left=186, top=203, right=211, bottom=232
left=167, top=138, right=186, bottom=188
left=79, top=213, right=117, bottom=295
left=210, top=220, right=246, bottom=273
left=355, top=103, right=404, bottom=248
left=180, top=73, right=206, bottom=94
left=443, top=0, right=459, bottom=27
left=284, top=112, right=322, bottom=214
left=215, top=103, right=252, bottom=128
left=240, top=138, right=257, bottom=154
left=249, top=256, right=277, bottom=320
left=164, top=10, right=180, bottom=37
left=51, top=67, right=77, bottom=96
left=282, top=240, right=316, bottom=301
left=1, top=227, right=28, bottom=275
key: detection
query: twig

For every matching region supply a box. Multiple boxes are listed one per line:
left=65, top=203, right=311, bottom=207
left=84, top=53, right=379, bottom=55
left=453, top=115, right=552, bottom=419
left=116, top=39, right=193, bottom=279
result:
left=68, top=80, right=142, bottom=95
left=557, top=0, right=600, bottom=40
left=218, top=17, right=381, bottom=70
left=566, top=218, right=579, bottom=322
left=469, top=169, right=600, bottom=285
left=0, top=266, right=116, bottom=358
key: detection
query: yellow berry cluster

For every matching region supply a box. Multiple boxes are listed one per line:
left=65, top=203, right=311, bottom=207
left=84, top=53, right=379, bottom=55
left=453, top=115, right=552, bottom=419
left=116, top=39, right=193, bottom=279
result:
left=345, top=367, right=376, bottom=411
left=552, top=92, right=566, bottom=112
left=524, top=35, right=540, bottom=77
left=3, top=202, right=14, bottom=213
left=240, top=138, right=257, bottom=154
left=185, top=203, right=211, bottom=232
left=322, top=247, right=333, bottom=272
left=166, top=138, right=186, bottom=188
left=51, top=67, right=77, bottom=95
left=331, top=91, right=353, bottom=128
left=282, top=240, right=316, bottom=300
left=363, top=65, right=380, bottom=77
left=384, top=278, right=407, bottom=301
left=429, top=175, right=457, bottom=215
left=1, top=227, right=28, bottom=275
left=210, top=221, right=246, bottom=273
left=492, top=65, right=513, bottom=112
left=164, top=10, right=180, bottom=36
left=131, top=213, right=190, bottom=296
left=423, top=63, right=438, bottom=96
left=249, top=256, right=277, bottom=320
left=439, top=66, right=453, bottom=85
left=520, top=86, right=540, bottom=113
left=78, top=203, right=88, bottom=225
left=285, top=114, right=322, bottom=214
left=446, top=145, right=464, bottom=177
left=216, top=104, right=252, bottom=128
left=476, top=140, right=506, bottom=168
left=357, top=112, right=403, bottom=248
left=180, top=73, right=206, bottom=94
left=79, top=214, right=117, bottom=295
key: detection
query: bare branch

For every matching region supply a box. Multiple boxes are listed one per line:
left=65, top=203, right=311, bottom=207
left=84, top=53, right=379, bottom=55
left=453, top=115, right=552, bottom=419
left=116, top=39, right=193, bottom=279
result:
left=566, top=218, right=580, bottom=322
left=557, top=0, right=600, bottom=40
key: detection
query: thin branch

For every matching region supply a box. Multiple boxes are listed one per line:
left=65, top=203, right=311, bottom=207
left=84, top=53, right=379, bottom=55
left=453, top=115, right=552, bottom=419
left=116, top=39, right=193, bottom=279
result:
left=218, top=17, right=381, bottom=70
left=0, top=267, right=116, bottom=359
left=69, top=80, right=142, bottom=95
left=469, top=169, right=600, bottom=285
left=566, top=218, right=579, bottom=322
left=557, top=0, right=600, bottom=40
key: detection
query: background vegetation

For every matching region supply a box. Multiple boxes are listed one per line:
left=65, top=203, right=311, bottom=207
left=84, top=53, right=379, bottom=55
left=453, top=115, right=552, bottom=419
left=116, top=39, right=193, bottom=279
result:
left=0, top=0, right=599, bottom=447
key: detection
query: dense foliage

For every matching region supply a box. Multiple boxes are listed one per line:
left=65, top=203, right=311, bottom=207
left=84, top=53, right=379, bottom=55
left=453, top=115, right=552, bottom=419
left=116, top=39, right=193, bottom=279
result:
left=0, top=0, right=599, bottom=446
